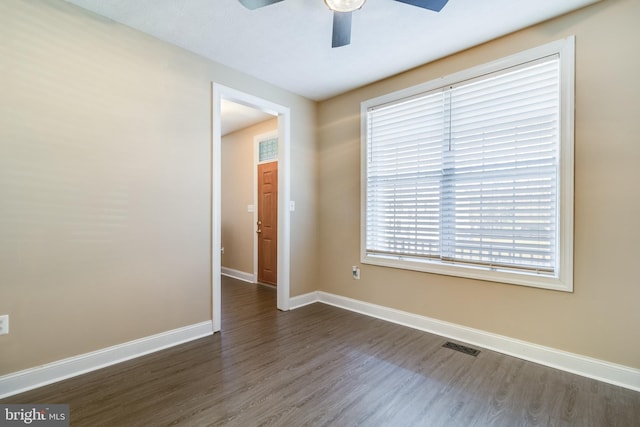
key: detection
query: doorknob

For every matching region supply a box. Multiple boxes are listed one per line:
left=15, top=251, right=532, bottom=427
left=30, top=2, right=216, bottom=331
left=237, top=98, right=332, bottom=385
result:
left=257, top=220, right=262, bottom=225
left=257, top=229, right=262, bottom=234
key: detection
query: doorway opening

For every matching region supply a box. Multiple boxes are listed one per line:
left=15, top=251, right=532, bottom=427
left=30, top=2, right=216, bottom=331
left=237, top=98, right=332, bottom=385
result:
left=212, top=83, right=291, bottom=332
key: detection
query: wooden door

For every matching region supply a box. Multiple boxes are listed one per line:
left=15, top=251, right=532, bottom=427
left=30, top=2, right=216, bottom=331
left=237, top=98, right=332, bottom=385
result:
left=258, top=162, right=278, bottom=286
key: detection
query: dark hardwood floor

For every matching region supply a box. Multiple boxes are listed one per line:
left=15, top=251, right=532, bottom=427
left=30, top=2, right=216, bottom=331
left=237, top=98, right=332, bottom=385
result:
left=3, top=276, right=640, bottom=426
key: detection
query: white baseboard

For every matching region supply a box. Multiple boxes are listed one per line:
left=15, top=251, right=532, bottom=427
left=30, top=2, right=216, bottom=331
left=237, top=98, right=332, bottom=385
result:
left=289, top=291, right=320, bottom=309
left=0, top=321, right=214, bottom=399
left=4, top=293, right=638, bottom=399
left=291, top=291, right=640, bottom=392
left=221, top=267, right=256, bottom=283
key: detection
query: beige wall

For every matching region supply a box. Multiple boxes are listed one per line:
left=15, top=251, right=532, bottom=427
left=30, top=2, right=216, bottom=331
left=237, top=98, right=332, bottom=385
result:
left=221, top=119, right=278, bottom=274
left=0, top=0, right=317, bottom=375
left=317, top=0, right=640, bottom=369
left=3, top=0, right=636, bottom=383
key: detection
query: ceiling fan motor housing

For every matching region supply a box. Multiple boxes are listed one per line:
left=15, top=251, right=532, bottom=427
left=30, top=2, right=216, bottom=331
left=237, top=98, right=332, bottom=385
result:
left=324, top=0, right=367, bottom=13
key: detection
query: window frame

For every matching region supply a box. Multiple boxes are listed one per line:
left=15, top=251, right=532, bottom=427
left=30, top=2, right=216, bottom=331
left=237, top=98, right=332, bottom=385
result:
left=360, top=37, right=575, bottom=292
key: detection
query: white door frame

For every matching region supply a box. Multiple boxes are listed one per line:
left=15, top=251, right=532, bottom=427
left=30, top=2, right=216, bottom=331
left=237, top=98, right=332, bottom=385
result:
left=212, top=83, right=291, bottom=332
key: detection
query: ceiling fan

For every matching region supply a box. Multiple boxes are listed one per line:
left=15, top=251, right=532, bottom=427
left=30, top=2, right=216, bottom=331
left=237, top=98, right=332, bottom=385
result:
left=238, top=0, right=449, bottom=48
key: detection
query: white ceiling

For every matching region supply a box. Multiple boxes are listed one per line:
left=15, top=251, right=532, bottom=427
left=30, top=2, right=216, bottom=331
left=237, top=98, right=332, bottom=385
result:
left=62, top=0, right=599, bottom=102
left=220, top=99, right=275, bottom=136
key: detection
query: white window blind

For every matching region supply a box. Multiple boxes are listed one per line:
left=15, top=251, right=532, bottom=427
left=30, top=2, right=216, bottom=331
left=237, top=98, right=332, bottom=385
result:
left=365, top=56, right=560, bottom=276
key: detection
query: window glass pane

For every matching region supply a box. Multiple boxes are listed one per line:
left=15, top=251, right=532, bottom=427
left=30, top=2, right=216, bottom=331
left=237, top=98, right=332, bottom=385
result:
left=445, top=58, right=559, bottom=271
left=366, top=90, right=445, bottom=258
left=259, top=137, right=278, bottom=162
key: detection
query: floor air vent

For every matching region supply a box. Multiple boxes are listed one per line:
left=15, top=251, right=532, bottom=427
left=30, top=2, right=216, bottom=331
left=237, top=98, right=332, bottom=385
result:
left=443, top=341, right=480, bottom=357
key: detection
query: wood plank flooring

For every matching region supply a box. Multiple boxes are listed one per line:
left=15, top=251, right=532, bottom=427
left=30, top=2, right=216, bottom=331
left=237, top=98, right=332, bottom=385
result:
left=3, top=276, right=640, bottom=426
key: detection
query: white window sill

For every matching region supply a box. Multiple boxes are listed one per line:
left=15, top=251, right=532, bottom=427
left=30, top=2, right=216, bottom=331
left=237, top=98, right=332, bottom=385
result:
left=362, top=253, right=573, bottom=292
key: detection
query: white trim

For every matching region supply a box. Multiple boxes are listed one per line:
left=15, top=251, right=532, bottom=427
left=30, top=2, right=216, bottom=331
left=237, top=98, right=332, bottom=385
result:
left=213, top=83, right=292, bottom=326
left=276, top=112, right=291, bottom=310
left=291, top=291, right=640, bottom=392
left=558, top=36, right=575, bottom=293
left=360, top=36, right=575, bottom=293
left=253, top=135, right=258, bottom=283
left=0, top=321, right=214, bottom=399
left=212, top=83, right=223, bottom=332
left=221, top=267, right=256, bottom=283
left=288, top=291, right=320, bottom=309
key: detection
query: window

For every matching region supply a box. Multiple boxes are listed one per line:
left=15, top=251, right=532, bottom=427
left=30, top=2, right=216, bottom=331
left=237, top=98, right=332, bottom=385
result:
left=361, top=37, right=574, bottom=291
left=258, top=137, right=278, bottom=163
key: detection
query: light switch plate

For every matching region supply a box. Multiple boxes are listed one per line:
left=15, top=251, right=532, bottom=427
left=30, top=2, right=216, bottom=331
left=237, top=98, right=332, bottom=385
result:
left=0, top=315, right=8, bottom=335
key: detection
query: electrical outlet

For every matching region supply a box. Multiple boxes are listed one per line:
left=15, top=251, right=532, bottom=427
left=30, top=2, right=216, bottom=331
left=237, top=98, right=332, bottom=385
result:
left=0, top=315, right=8, bottom=335
left=352, top=266, right=360, bottom=280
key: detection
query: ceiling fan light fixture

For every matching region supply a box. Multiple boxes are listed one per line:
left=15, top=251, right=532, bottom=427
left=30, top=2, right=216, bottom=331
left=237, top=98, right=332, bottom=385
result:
left=324, top=0, right=366, bottom=13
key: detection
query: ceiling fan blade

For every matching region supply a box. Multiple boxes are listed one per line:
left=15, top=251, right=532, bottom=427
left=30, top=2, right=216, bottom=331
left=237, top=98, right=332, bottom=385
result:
left=238, top=0, right=284, bottom=10
left=393, top=0, right=448, bottom=12
left=332, top=11, right=352, bottom=48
